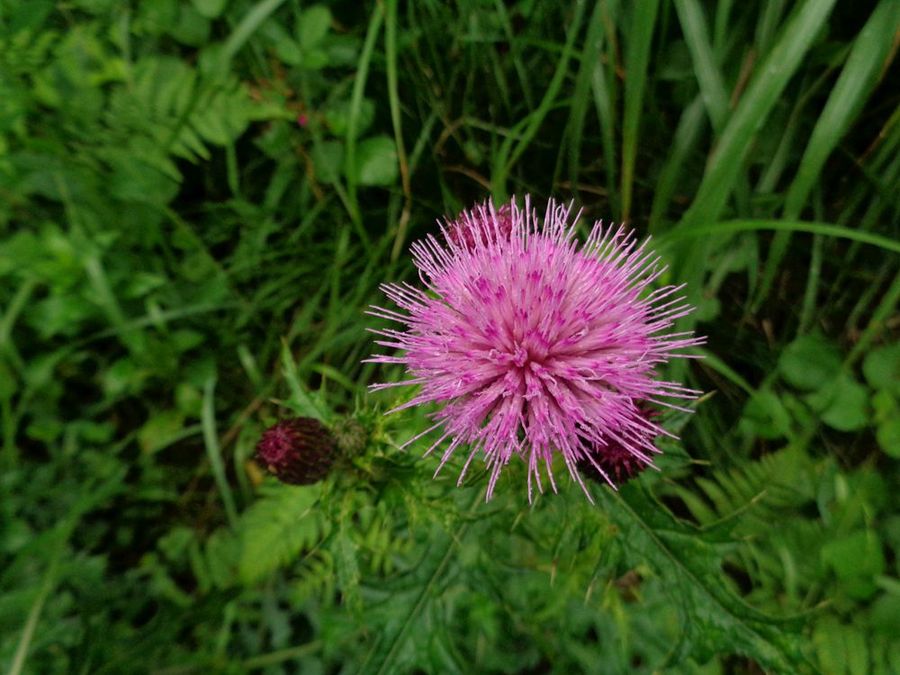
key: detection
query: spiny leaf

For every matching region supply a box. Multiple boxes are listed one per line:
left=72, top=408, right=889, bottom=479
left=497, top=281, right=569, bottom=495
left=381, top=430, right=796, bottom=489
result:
left=596, top=484, right=813, bottom=672
left=238, top=482, right=324, bottom=585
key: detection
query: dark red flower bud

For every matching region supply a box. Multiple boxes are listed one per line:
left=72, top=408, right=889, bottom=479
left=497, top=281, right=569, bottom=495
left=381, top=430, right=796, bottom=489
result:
left=576, top=438, right=650, bottom=486
left=445, top=202, right=514, bottom=250
left=577, top=406, right=660, bottom=486
left=256, top=417, right=336, bottom=485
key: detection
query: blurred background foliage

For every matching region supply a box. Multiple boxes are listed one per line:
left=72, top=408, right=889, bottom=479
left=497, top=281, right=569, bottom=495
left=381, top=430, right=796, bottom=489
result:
left=1, top=0, right=899, bottom=673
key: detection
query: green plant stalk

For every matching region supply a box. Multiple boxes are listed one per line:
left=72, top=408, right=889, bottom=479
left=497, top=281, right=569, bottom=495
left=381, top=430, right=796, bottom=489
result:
left=345, top=2, right=385, bottom=209
left=202, top=376, right=239, bottom=528
left=847, top=270, right=900, bottom=366
left=798, top=233, right=823, bottom=335
left=385, top=0, right=412, bottom=262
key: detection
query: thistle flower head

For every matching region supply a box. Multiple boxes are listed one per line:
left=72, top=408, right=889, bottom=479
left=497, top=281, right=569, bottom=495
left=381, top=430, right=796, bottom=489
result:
left=256, top=417, right=337, bottom=485
left=367, top=197, right=703, bottom=501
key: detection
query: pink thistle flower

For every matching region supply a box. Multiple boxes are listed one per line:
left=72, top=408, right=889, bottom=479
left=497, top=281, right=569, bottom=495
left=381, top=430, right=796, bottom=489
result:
left=367, top=197, right=704, bottom=502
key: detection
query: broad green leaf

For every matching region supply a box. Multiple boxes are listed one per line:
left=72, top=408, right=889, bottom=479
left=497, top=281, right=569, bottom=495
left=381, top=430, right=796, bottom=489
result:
left=779, top=334, right=842, bottom=391
left=138, top=409, right=186, bottom=454
left=351, top=136, right=398, bottom=187
left=203, top=527, right=240, bottom=590
left=325, top=98, right=375, bottom=138
left=805, top=374, right=869, bottom=432
left=269, top=22, right=303, bottom=65
left=191, top=0, right=227, bottom=19
left=297, top=5, right=331, bottom=47
left=875, top=416, right=900, bottom=458
left=863, top=343, right=900, bottom=394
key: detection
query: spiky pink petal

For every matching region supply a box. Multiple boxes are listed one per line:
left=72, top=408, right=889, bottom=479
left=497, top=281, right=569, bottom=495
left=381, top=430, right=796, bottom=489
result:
left=367, top=197, right=704, bottom=501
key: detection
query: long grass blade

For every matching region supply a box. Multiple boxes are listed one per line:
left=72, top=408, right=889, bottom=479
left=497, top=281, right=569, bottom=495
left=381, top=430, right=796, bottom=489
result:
left=621, top=0, right=660, bottom=220
left=668, top=0, right=838, bottom=308
left=753, top=0, right=900, bottom=308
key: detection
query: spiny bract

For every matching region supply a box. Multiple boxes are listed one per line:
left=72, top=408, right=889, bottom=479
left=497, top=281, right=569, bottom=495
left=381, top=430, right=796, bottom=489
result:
left=367, top=197, right=704, bottom=501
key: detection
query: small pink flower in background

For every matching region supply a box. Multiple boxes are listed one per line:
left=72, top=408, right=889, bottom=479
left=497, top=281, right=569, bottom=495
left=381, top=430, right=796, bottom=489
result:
left=296, top=113, right=309, bottom=128
left=367, top=197, right=704, bottom=501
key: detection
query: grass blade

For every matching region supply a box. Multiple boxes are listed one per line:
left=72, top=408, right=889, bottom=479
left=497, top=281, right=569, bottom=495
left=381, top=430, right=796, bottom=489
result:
left=621, top=0, right=660, bottom=220
left=203, top=376, right=239, bottom=528
left=674, top=0, right=729, bottom=132
left=218, top=0, right=289, bottom=71
left=754, top=0, right=900, bottom=307
left=492, top=0, right=587, bottom=199
left=659, top=218, right=900, bottom=254
left=345, top=2, right=385, bottom=212
left=668, top=0, right=838, bottom=303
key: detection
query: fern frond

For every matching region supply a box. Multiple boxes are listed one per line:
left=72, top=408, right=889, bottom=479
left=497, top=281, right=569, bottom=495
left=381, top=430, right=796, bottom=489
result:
left=238, top=482, right=324, bottom=585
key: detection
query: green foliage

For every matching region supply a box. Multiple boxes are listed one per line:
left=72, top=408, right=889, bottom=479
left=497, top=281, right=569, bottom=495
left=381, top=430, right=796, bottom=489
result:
left=2, top=0, right=899, bottom=673
left=237, top=482, right=323, bottom=585
left=598, top=485, right=810, bottom=672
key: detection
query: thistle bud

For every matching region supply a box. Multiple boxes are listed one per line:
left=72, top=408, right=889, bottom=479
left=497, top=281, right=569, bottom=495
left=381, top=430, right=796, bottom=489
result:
left=576, top=406, right=659, bottom=486
left=576, top=438, right=651, bottom=486
left=331, top=417, right=368, bottom=456
left=445, top=202, right=514, bottom=250
left=256, top=417, right=337, bottom=485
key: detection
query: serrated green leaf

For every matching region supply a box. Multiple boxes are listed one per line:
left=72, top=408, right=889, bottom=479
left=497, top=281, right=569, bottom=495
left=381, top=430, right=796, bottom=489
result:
left=741, top=388, right=792, bottom=439
left=596, top=484, right=811, bottom=672
left=238, top=483, right=323, bottom=585
left=335, top=527, right=361, bottom=610
left=814, top=617, right=870, bottom=675
left=204, top=527, right=240, bottom=589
